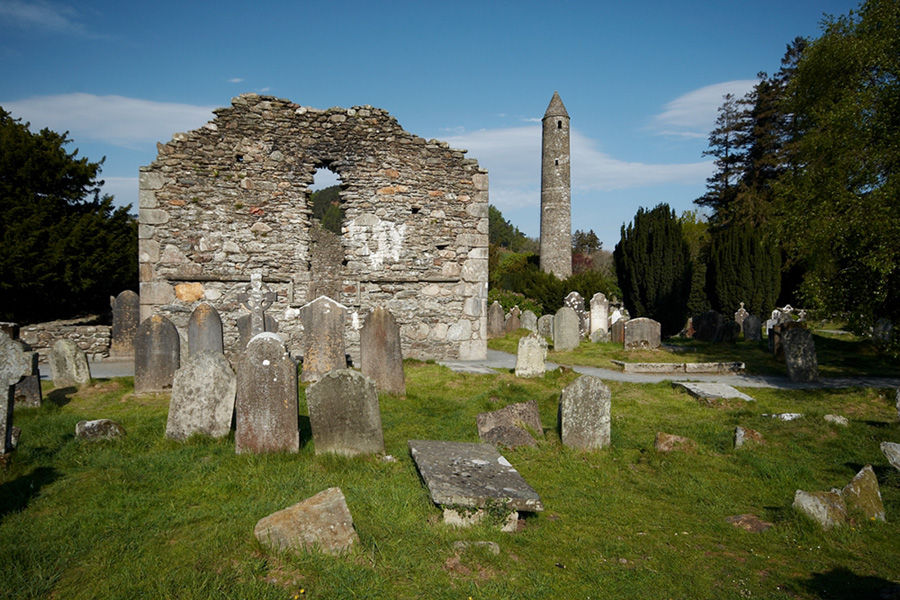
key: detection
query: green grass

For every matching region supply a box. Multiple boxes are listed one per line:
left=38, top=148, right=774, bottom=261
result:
left=3, top=361, right=900, bottom=599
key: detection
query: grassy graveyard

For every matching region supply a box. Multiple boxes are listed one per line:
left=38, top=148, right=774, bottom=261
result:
left=2, top=336, right=900, bottom=599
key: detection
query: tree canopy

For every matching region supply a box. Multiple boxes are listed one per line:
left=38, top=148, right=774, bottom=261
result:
left=0, top=108, right=137, bottom=323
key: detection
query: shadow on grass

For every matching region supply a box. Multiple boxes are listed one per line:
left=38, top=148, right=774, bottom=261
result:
left=299, top=415, right=312, bottom=449
left=0, top=466, right=60, bottom=519
left=45, top=386, right=76, bottom=407
left=798, top=567, right=900, bottom=599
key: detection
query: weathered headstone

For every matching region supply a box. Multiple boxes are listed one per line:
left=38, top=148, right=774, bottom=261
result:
left=110, top=290, right=140, bottom=357
left=254, top=487, right=359, bottom=555
left=134, top=315, right=180, bottom=394
left=504, top=306, right=522, bottom=334
left=13, top=348, right=41, bottom=408
left=515, top=332, right=547, bottom=378
left=873, top=318, right=893, bottom=347
left=610, top=319, right=626, bottom=344
left=235, top=333, right=299, bottom=454
left=623, top=317, right=661, bottom=350
left=49, top=339, right=92, bottom=387
left=793, top=490, right=847, bottom=529
left=1, top=333, right=32, bottom=453
left=476, top=399, right=543, bottom=446
left=306, top=369, right=384, bottom=456
left=537, top=314, right=554, bottom=341
left=558, top=375, right=611, bottom=450
left=783, top=328, right=819, bottom=382
left=487, top=301, right=506, bottom=339
left=187, top=302, right=224, bottom=357
left=564, top=291, right=588, bottom=337
left=734, top=302, right=749, bottom=330
left=721, top=321, right=741, bottom=344
left=166, top=351, right=237, bottom=441
left=236, top=313, right=279, bottom=350
left=237, top=273, right=275, bottom=340
left=553, top=306, right=580, bottom=352
left=770, top=319, right=801, bottom=356
left=589, top=293, right=609, bottom=342
left=692, top=310, right=724, bottom=343
left=743, top=314, right=762, bottom=342
left=360, top=307, right=406, bottom=396
left=520, top=310, right=538, bottom=333
left=298, top=296, right=347, bottom=383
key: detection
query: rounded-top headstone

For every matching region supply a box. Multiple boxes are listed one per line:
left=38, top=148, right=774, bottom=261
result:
left=559, top=375, right=611, bottom=450
left=110, top=290, right=140, bottom=357
left=134, top=315, right=181, bottom=394
left=188, top=303, right=224, bottom=357
left=49, top=339, right=92, bottom=387
left=359, top=306, right=406, bottom=396
left=166, top=350, right=236, bottom=441
left=553, top=306, right=580, bottom=352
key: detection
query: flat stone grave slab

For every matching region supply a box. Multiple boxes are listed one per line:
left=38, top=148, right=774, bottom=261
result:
left=674, top=382, right=755, bottom=402
left=408, top=440, right=543, bottom=513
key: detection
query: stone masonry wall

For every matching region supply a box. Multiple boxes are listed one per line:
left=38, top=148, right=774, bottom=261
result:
left=19, top=317, right=111, bottom=362
left=139, top=94, right=489, bottom=361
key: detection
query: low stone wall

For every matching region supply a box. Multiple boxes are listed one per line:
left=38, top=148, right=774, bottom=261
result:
left=611, top=361, right=745, bottom=374
left=19, top=316, right=111, bottom=362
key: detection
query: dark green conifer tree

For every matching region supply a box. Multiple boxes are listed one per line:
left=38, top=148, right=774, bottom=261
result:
left=705, top=225, right=780, bottom=317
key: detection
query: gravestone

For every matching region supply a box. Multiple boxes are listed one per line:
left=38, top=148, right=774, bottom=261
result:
left=188, top=303, right=224, bottom=356
left=882, top=441, right=900, bottom=472
left=743, top=314, right=762, bottom=342
left=504, top=306, right=522, bottom=334
left=306, top=369, right=384, bottom=456
left=564, top=291, right=588, bottom=337
left=553, top=306, right=580, bottom=352
left=14, top=348, right=42, bottom=408
left=610, top=319, right=626, bottom=344
left=558, top=375, right=611, bottom=450
left=515, top=332, right=548, bottom=378
left=734, top=302, right=749, bottom=330
left=298, top=296, right=347, bottom=383
left=476, top=399, right=543, bottom=446
left=0, top=323, right=19, bottom=340
left=360, top=307, right=406, bottom=396
left=692, top=311, right=724, bottom=343
left=873, top=318, right=893, bottom=347
left=235, top=333, right=299, bottom=454
left=721, top=321, right=741, bottom=344
left=134, top=315, right=180, bottom=394
left=1, top=333, right=32, bottom=453
left=166, top=351, right=237, bottom=441
left=237, top=273, right=275, bottom=340
left=783, top=328, right=819, bottom=382
left=254, top=487, right=359, bottom=556
left=623, top=317, right=661, bottom=350
left=487, top=301, right=505, bottom=339
left=110, top=290, right=140, bottom=357
left=674, top=382, right=755, bottom=402
left=49, top=339, right=92, bottom=387
left=537, top=314, right=554, bottom=341
left=589, top=293, right=609, bottom=342
left=520, top=310, right=538, bottom=333
left=76, top=419, right=126, bottom=440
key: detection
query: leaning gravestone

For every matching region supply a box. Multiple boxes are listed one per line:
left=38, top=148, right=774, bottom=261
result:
left=559, top=375, right=611, bottom=450
left=743, top=314, right=762, bottom=342
left=306, top=369, right=384, bottom=456
left=589, top=293, right=609, bottom=342
left=537, top=314, right=554, bottom=341
left=564, top=291, right=588, bottom=337
left=1, top=333, right=32, bottom=453
left=476, top=399, right=543, bottom=447
left=254, top=487, right=359, bottom=556
left=360, top=306, right=406, bottom=396
left=110, top=290, right=140, bottom=357
left=520, top=310, right=538, bottom=333
left=134, top=315, right=180, bottom=394
left=553, top=306, right=580, bottom=352
left=235, top=333, right=299, bottom=454
left=515, top=332, right=548, bottom=378
left=487, top=301, right=506, bottom=339
left=188, top=303, right=224, bottom=357
left=624, top=317, right=661, bottom=350
left=166, top=351, right=236, bottom=441
left=504, top=306, right=522, bottom=334
left=783, top=328, right=819, bottom=382
left=610, top=319, right=626, bottom=344
left=49, top=339, right=92, bottom=387
left=298, top=296, right=347, bottom=383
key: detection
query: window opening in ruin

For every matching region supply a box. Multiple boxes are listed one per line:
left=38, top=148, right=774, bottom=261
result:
left=557, top=120, right=562, bottom=129
left=555, top=159, right=559, bottom=166
left=307, top=166, right=346, bottom=302
left=411, top=207, right=421, bottom=214
left=236, top=155, right=243, bottom=162
left=309, top=167, right=344, bottom=235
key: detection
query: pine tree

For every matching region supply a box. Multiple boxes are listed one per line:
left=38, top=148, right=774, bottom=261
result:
left=705, top=225, right=781, bottom=317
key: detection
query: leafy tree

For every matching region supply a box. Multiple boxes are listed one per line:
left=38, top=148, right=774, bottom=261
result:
left=310, top=185, right=343, bottom=235
left=0, top=108, right=137, bottom=323
left=614, top=203, right=691, bottom=336
left=489, top=204, right=530, bottom=251
left=775, top=0, right=900, bottom=332
left=572, top=229, right=601, bottom=255
left=705, top=225, right=781, bottom=317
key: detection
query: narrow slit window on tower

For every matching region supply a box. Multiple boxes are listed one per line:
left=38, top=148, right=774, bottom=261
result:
left=555, top=159, right=559, bottom=166
left=557, top=120, right=562, bottom=129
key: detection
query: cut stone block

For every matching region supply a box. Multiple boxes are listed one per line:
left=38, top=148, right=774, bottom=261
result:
left=254, top=487, right=359, bottom=555
left=793, top=490, right=847, bottom=529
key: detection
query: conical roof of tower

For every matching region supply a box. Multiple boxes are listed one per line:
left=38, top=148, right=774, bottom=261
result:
left=544, top=91, right=569, bottom=119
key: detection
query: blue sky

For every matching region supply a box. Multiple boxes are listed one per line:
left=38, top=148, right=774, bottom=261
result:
left=0, top=0, right=859, bottom=248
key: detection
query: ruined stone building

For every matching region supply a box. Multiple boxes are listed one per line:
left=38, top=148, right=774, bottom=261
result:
left=540, top=91, right=572, bottom=279
left=138, top=94, right=489, bottom=361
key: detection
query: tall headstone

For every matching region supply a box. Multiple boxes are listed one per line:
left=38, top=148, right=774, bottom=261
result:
left=504, top=306, right=522, bottom=334
left=559, top=375, right=611, bottom=450
left=623, top=317, right=661, bottom=350
left=134, top=315, right=180, bottom=394
left=743, top=314, right=762, bottom=342
left=166, top=351, right=237, bottom=441
left=298, top=296, right=347, bottom=383
left=486, top=302, right=505, bottom=339
left=734, top=302, right=749, bottom=330
left=49, top=339, right=92, bottom=387
left=306, top=369, right=384, bottom=456
left=610, top=319, right=626, bottom=344
left=537, top=314, right=554, bottom=341
left=110, top=290, right=140, bottom=357
left=692, top=310, right=724, bottom=343
left=771, top=320, right=802, bottom=357
left=589, top=293, right=609, bottom=341
left=783, top=328, right=819, bottom=383
left=1, top=333, right=32, bottom=453
left=539, top=91, right=572, bottom=279
left=520, top=310, right=538, bottom=333
left=235, top=333, right=299, bottom=454
left=360, top=307, right=406, bottom=396
left=515, top=332, right=548, bottom=378
left=564, top=291, right=587, bottom=337
left=13, top=345, right=42, bottom=408
left=553, top=306, right=580, bottom=352
left=188, top=303, right=224, bottom=356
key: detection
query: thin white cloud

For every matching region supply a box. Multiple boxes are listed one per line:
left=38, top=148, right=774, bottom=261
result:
left=652, top=80, right=757, bottom=138
left=0, top=0, right=88, bottom=35
left=228, top=77, right=244, bottom=83
left=2, top=93, right=216, bottom=148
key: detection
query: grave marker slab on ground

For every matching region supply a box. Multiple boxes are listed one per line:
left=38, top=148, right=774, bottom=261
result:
left=166, top=351, right=236, bottom=441
left=674, top=382, right=755, bottom=402
left=254, top=487, right=359, bottom=556
left=306, top=369, right=384, bottom=456
left=476, top=399, right=543, bottom=447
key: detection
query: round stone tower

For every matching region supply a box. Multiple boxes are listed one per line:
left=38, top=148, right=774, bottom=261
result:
left=540, top=91, right=572, bottom=278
